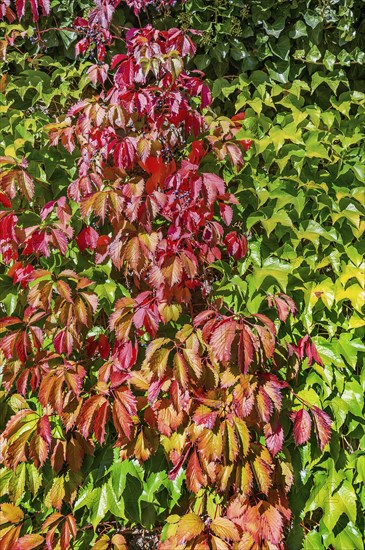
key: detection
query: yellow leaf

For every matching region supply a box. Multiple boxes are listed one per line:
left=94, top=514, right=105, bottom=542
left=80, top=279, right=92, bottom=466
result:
left=92, top=534, right=110, bottom=550
left=210, top=517, right=240, bottom=541
left=0, top=503, right=24, bottom=525
left=233, top=417, right=250, bottom=456
left=176, top=513, right=204, bottom=543
left=45, top=476, right=65, bottom=511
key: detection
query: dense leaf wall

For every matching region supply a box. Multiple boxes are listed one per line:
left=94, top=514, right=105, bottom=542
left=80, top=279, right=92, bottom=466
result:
left=0, top=0, right=364, bottom=548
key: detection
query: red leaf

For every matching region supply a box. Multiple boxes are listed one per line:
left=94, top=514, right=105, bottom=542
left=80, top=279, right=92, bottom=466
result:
left=290, top=409, right=312, bottom=446
left=186, top=449, right=206, bottom=493
left=38, top=415, right=52, bottom=445
left=224, top=232, right=247, bottom=260
left=76, top=226, right=99, bottom=252
left=0, top=192, right=11, bottom=208
left=219, top=203, right=233, bottom=225
left=311, top=406, right=331, bottom=451
left=238, top=325, right=254, bottom=374
left=15, top=0, right=25, bottom=19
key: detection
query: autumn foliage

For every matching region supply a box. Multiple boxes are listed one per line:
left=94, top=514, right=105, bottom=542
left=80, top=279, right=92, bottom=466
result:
left=0, top=0, right=331, bottom=548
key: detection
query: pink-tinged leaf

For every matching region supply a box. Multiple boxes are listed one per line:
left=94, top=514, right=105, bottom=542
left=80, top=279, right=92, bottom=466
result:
left=202, top=172, right=225, bottom=204
left=14, top=533, right=45, bottom=549
left=226, top=143, right=244, bottom=170
left=54, top=329, right=73, bottom=357
left=253, top=314, right=276, bottom=337
left=219, top=203, right=233, bottom=226
left=255, top=325, right=275, bottom=359
left=148, top=376, right=167, bottom=404
left=193, top=309, right=216, bottom=328
left=269, top=296, right=290, bottom=322
left=51, top=228, right=69, bottom=255
left=224, top=232, right=247, bottom=260
left=310, top=341, right=323, bottom=366
left=269, top=294, right=297, bottom=322
left=87, top=63, right=109, bottom=85
left=38, top=415, right=52, bottom=445
left=259, top=501, right=283, bottom=545
left=210, top=319, right=237, bottom=363
left=290, top=409, right=312, bottom=446
left=311, top=406, right=331, bottom=451
left=111, top=53, right=128, bottom=69
left=40, top=0, right=50, bottom=16
left=238, top=325, right=254, bottom=374
left=264, top=415, right=283, bottom=456
left=193, top=405, right=219, bottom=429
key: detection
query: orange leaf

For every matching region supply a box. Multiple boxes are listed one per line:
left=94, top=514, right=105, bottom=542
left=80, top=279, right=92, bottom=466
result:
left=186, top=449, right=206, bottom=493
left=15, top=533, right=45, bottom=549
left=259, top=501, right=283, bottom=545
left=162, top=256, right=183, bottom=286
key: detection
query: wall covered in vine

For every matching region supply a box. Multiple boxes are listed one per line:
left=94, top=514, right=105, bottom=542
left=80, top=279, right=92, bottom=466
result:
left=0, top=0, right=364, bottom=549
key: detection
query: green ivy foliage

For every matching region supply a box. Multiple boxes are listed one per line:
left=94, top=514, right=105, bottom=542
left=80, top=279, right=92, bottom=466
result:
left=167, top=0, right=365, bottom=546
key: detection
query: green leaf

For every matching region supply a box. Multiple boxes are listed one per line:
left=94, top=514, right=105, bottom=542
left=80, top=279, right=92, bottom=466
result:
left=90, top=485, right=108, bottom=530
left=250, top=257, right=292, bottom=291
left=341, top=380, right=364, bottom=417
left=303, top=530, right=323, bottom=550
left=9, top=463, right=26, bottom=501
left=332, top=523, right=364, bottom=550
left=323, top=51, right=336, bottom=71
left=306, top=45, right=321, bottom=63
left=289, top=21, right=307, bottom=39
left=303, top=11, right=322, bottom=29
left=322, top=481, right=357, bottom=531
left=26, top=463, right=42, bottom=496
